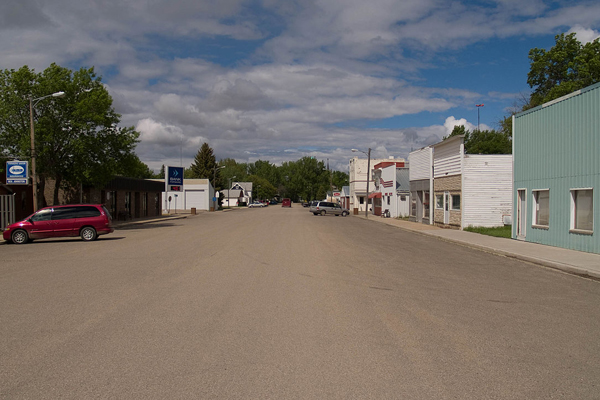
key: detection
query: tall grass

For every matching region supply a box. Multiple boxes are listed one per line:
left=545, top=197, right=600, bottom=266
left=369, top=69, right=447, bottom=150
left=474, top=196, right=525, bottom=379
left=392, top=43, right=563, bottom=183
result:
left=464, top=225, right=512, bottom=238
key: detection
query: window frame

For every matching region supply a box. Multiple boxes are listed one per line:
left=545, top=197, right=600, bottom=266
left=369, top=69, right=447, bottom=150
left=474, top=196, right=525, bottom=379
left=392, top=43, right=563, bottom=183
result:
left=423, top=191, right=430, bottom=219
left=435, top=194, right=443, bottom=209
left=451, top=194, right=461, bottom=211
left=570, top=188, right=594, bottom=234
left=532, top=189, right=550, bottom=229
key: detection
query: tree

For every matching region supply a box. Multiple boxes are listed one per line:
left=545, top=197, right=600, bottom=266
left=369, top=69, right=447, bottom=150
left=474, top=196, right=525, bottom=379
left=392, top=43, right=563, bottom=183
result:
left=248, top=175, right=276, bottom=200
left=190, top=142, right=221, bottom=188
left=0, top=63, right=139, bottom=208
left=528, top=33, right=600, bottom=107
left=466, top=129, right=512, bottom=154
left=119, top=154, right=156, bottom=179
left=443, top=125, right=511, bottom=154
left=443, top=125, right=467, bottom=140
left=157, top=164, right=165, bottom=179
left=332, top=170, right=349, bottom=190
left=249, top=160, right=280, bottom=188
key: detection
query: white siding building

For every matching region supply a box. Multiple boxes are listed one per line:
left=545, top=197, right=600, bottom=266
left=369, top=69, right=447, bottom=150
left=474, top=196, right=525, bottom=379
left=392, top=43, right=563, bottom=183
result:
left=161, top=179, right=215, bottom=213
left=373, top=162, right=410, bottom=218
left=409, top=146, right=434, bottom=224
left=349, top=156, right=406, bottom=214
left=462, top=155, right=513, bottom=227
left=431, top=135, right=512, bottom=229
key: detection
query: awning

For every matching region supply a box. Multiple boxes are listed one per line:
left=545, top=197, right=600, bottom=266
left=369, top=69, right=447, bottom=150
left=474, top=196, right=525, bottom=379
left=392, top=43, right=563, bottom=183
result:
left=368, top=192, right=382, bottom=199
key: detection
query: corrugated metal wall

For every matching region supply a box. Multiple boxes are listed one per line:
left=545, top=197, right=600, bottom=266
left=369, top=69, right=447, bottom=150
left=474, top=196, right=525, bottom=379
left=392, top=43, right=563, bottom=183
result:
left=513, top=82, right=600, bottom=253
left=463, top=155, right=513, bottom=228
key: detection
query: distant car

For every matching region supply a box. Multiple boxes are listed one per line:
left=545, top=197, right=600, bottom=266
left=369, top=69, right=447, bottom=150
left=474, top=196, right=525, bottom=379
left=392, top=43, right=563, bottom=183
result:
left=3, top=204, right=114, bottom=244
left=248, top=201, right=264, bottom=208
left=309, top=201, right=349, bottom=216
left=281, top=198, right=291, bottom=207
left=269, top=200, right=278, bottom=205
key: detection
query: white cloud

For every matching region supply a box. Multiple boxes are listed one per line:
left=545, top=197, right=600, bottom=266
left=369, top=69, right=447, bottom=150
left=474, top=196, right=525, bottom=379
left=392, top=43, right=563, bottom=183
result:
left=3, top=0, right=600, bottom=173
left=443, top=116, right=476, bottom=136
left=568, top=24, right=600, bottom=44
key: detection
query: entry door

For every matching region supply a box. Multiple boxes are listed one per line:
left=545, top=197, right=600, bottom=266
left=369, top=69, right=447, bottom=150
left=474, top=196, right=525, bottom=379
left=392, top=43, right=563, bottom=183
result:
left=517, top=189, right=526, bottom=239
left=444, top=191, right=450, bottom=225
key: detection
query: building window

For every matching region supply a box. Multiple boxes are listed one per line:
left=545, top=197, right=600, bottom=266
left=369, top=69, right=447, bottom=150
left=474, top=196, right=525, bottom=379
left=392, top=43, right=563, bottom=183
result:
left=532, top=189, right=549, bottom=227
left=387, top=196, right=391, bottom=205
left=435, top=194, right=443, bottom=209
left=451, top=194, right=461, bottom=210
left=411, top=195, right=417, bottom=216
left=423, top=191, right=430, bottom=219
left=359, top=197, right=364, bottom=205
left=571, top=189, right=593, bottom=232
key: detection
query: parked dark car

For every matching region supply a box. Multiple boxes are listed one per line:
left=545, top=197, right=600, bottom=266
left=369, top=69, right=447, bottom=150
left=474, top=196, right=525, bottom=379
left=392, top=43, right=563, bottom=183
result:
left=3, top=204, right=114, bottom=244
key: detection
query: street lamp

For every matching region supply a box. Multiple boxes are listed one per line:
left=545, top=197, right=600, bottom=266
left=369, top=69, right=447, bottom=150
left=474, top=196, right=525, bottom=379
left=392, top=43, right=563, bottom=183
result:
left=476, top=104, right=484, bottom=132
left=352, top=148, right=371, bottom=218
left=30, top=91, right=66, bottom=211
left=228, top=175, right=236, bottom=207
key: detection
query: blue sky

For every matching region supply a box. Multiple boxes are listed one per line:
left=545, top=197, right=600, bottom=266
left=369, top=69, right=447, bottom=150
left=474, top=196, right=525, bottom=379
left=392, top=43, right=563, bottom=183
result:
left=2, top=0, right=600, bottom=172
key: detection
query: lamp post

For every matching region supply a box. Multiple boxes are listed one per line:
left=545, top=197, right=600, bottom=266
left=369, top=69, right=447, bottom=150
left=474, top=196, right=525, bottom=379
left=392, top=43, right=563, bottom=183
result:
left=29, top=91, right=66, bottom=212
left=476, top=104, right=484, bottom=132
left=352, top=148, right=371, bottom=218
left=228, top=176, right=236, bottom=207
left=212, top=165, right=225, bottom=211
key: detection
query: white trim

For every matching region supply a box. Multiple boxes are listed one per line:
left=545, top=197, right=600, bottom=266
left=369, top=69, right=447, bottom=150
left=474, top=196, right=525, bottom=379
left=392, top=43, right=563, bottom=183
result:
left=516, top=188, right=527, bottom=239
left=569, top=188, right=594, bottom=233
left=532, top=189, right=550, bottom=228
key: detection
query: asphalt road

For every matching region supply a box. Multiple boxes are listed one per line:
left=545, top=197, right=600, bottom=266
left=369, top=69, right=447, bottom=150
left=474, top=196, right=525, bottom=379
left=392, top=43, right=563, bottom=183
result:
left=1, top=206, right=600, bottom=399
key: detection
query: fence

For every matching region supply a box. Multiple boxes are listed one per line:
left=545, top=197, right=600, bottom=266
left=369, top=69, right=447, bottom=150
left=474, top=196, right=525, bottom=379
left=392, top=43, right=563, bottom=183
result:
left=1, top=194, right=15, bottom=231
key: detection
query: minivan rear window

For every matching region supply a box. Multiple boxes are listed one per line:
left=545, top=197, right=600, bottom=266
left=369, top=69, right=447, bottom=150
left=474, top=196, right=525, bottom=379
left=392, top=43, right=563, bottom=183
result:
left=101, top=205, right=112, bottom=219
left=76, top=206, right=102, bottom=218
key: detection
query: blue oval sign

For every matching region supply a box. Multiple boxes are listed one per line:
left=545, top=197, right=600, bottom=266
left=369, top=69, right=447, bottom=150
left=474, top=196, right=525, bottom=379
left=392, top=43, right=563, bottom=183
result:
left=9, top=165, right=25, bottom=175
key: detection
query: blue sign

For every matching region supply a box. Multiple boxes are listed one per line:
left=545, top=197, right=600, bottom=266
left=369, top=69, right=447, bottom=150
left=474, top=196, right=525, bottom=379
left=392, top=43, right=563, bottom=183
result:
left=6, top=161, right=29, bottom=184
left=167, top=166, right=184, bottom=186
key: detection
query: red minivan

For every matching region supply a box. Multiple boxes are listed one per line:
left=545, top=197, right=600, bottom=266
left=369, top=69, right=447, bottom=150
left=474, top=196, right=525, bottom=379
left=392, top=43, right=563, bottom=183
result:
left=3, top=204, right=114, bottom=244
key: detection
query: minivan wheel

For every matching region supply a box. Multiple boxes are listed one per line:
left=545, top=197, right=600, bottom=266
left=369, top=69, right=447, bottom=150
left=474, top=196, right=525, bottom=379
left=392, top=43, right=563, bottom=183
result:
left=81, top=227, right=97, bottom=241
left=342, top=211, right=348, bottom=217
left=320, top=210, right=326, bottom=216
left=11, top=229, right=29, bottom=244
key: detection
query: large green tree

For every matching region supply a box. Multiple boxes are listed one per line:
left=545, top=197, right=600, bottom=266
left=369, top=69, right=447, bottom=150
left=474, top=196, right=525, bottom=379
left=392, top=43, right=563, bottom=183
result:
left=528, top=33, right=600, bottom=107
left=332, top=170, right=349, bottom=190
left=445, top=125, right=511, bottom=154
left=0, top=63, right=139, bottom=208
left=190, top=142, right=222, bottom=188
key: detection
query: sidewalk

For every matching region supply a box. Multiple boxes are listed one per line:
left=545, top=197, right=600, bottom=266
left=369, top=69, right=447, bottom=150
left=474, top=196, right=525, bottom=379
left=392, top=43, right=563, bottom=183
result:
left=354, top=214, right=600, bottom=280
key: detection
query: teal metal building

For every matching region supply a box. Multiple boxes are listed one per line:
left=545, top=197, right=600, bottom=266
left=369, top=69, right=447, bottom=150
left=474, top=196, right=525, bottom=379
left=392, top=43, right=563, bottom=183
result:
left=513, top=82, right=599, bottom=254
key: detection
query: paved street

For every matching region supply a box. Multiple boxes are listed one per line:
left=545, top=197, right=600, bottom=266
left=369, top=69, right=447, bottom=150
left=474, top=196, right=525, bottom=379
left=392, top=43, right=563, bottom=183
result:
left=2, top=206, right=600, bottom=399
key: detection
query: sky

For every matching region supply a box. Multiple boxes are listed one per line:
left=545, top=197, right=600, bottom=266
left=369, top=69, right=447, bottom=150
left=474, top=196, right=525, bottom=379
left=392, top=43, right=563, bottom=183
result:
left=2, top=0, right=600, bottom=173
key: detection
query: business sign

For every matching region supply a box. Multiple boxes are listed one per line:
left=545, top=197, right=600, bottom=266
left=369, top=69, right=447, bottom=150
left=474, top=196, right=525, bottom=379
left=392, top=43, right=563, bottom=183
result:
left=166, top=166, right=184, bottom=192
left=6, top=161, right=29, bottom=184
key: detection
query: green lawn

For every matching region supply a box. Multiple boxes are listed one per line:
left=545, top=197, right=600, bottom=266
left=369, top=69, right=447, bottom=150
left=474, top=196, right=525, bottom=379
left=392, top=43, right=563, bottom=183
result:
left=464, top=225, right=512, bottom=238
